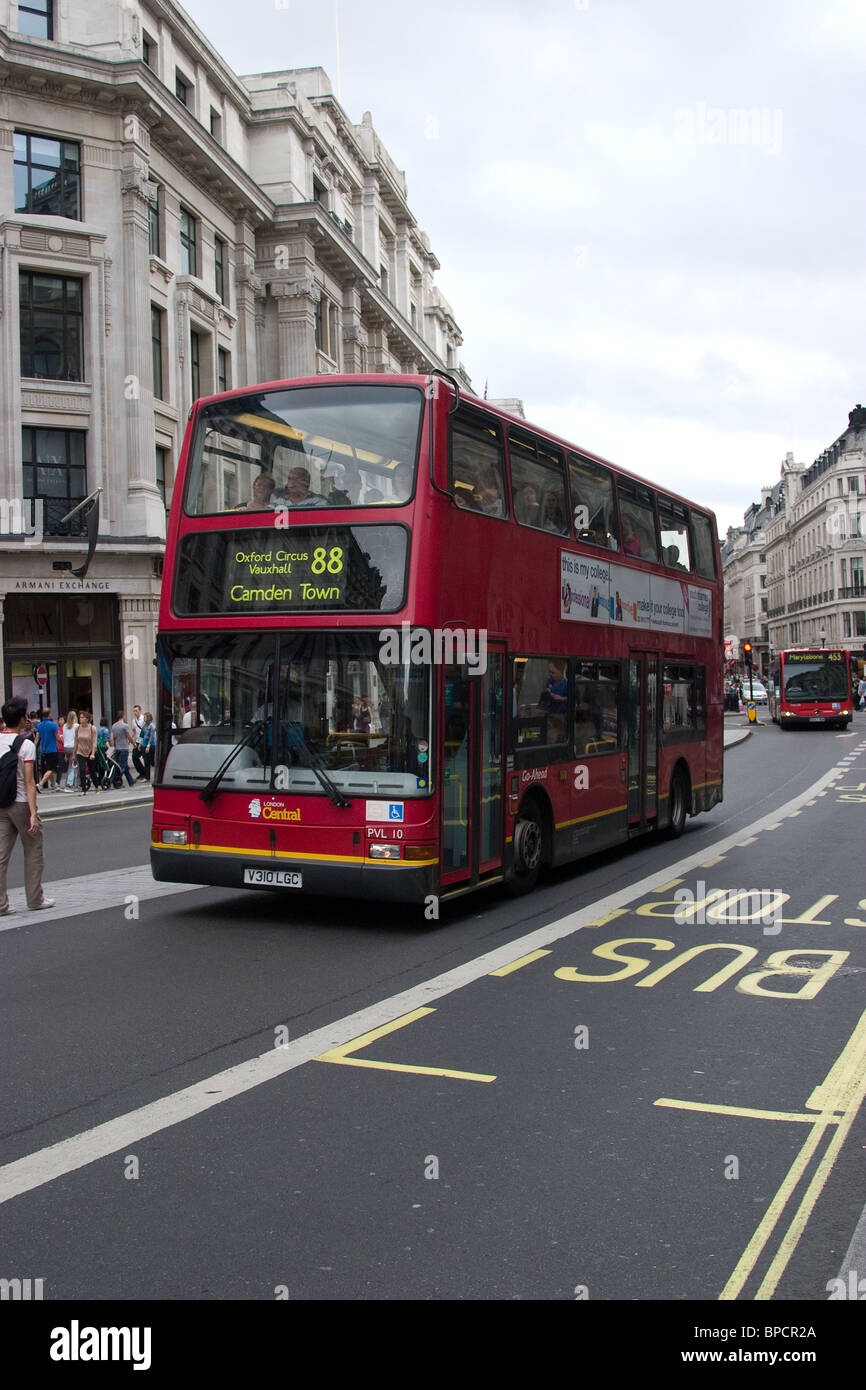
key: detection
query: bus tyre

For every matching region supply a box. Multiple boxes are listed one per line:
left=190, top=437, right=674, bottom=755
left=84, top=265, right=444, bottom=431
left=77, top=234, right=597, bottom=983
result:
left=667, top=770, right=688, bottom=839
left=508, top=806, right=543, bottom=895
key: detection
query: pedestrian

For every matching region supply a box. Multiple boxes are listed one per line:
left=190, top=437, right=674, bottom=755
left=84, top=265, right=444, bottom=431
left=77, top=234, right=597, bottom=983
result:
left=858, top=676, right=866, bottom=711
left=109, top=710, right=137, bottom=788
left=60, top=709, right=78, bottom=789
left=73, top=711, right=100, bottom=796
left=137, top=712, right=156, bottom=782
left=35, top=707, right=62, bottom=792
left=0, top=695, right=55, bottom=914
left=132, top=704, right=145, bottom=739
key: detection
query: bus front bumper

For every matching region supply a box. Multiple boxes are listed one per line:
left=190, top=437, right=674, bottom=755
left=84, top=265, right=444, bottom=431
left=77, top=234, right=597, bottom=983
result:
left=150, top=846, right=436, bottom=905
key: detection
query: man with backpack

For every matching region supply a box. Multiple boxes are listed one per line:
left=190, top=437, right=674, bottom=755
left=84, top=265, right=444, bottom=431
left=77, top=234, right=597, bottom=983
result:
left=0, top=695, right=55, bottom=914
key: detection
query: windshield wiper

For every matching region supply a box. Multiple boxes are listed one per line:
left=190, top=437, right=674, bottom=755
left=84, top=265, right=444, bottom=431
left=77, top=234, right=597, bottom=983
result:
left=291, top=736, right=352, bottom=808
left=198, top=720, right=264, bottom=803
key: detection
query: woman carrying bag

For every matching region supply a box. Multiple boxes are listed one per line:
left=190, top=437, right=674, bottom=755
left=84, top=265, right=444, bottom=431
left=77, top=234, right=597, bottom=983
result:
left=73, top=713, right=99, bottom=796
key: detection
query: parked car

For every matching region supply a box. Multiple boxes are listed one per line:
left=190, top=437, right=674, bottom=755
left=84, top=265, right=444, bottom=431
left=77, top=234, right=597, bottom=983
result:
left=744, top=679, right=768, bottom=704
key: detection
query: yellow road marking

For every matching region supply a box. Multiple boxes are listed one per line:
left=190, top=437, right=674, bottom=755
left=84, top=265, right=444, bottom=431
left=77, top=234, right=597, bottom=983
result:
left=738, top=836, right=758, bottom=846
left=314, top=1007, right=496, bottom=1083
left=652, top=879, right=683, bottom=893
left=699, top=856, right=726, bottom=867
left=654, top=1098, right=840, bottom=1125
left=718, top=1004, right=866, bottom=1300
left=489, top=949, right=552, bottom=977
left=586, top=907, right=630, bottom=928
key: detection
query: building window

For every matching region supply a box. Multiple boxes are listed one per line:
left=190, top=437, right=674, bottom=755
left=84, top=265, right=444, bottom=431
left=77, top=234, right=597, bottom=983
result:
left=14, top=132, right=80, bottom=219
left=20, top=271, right=83, bottom=380
left=22, top=427, right=87, bottom=537
left=214, top=235, right=226, bottom=303
left=148, top=184, right=161, bottom=257
left=18, top=0, right=53, bottom=40
left=175, top=71, right=191, bottom=107
left=156, top=446, right=170, bottom=509
left=151, top=306, right=164, bottom=401
left=209, top=107, right=222, bottom=142
left=142, top=35, right=155, bottom=69
left=314, top=296, right=339, bottom=361
left=852, top=558, right=865, bottom=594
left=179, top=208, right=198, bottom=277
left=410, top=301, right=417, bottom=329
left=380, top=264, right=389, bottom=297
left=217, top=348, right=229, bottom=393
left=190, top=330, right=201, bottom=400
left=849, top=477, right=860, bottom=492
left=855, top=612, right=866, bottom=637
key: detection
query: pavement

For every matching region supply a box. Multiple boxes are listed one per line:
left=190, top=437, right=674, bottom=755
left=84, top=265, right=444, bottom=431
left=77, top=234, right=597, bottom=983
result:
left=36, top=779, right=153, bottom=817
left=723, top=711, right=756, bottom=747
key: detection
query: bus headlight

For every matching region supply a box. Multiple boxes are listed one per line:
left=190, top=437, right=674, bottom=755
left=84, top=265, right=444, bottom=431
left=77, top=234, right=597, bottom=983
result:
left=160, top=829, right=188, bottom=845
left=369, top=843, right=401, bottom=860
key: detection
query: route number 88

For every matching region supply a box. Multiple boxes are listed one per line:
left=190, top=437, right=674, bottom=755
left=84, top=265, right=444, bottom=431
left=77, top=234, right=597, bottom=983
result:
left=311, top=546, right=344, bottom=574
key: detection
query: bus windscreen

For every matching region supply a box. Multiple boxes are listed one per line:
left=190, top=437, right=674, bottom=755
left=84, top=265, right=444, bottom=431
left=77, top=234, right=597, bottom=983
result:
left=184, top=383, right=424, bottom=516
left=782, top=652, right=849, bottom=703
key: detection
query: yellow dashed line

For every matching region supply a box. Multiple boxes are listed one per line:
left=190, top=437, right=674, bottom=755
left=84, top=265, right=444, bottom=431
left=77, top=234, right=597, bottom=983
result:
left=489, top=949, right=552, bottom=977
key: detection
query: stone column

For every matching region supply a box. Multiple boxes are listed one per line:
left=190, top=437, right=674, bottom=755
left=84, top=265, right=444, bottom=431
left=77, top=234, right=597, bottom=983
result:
left=272, top=278, right=319, bottom=379
left=120, top=120, right=164, bottom=539
left=394, top=220, right=411, bottom=318
left=341, top=280, right=366, bottom=372
left=119, top=594, right=161, bottom=716
left=234, top=217, right=262, bottom=388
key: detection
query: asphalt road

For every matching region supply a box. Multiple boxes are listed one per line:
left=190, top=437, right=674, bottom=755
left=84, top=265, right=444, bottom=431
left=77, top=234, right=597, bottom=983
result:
left=2, top=714, right=865, bottom=1312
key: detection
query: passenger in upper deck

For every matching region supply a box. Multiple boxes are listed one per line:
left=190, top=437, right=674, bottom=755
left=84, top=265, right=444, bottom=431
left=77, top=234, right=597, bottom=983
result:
left=237, top=472, right=276, bottom=510
left=273, top=467, right=329, bottom=509
left=390, top=460, right=414, bottom=502
left=476, top=467, right=506, bottom=517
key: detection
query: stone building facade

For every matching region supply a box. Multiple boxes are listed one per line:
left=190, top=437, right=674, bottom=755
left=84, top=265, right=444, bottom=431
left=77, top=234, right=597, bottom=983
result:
left=724, top=407, right=866, bottom=676
left=0, top=0, right=469, bottom=720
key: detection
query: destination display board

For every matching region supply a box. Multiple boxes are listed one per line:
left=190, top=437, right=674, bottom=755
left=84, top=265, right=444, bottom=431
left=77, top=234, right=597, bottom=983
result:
left=174, top=525, right=408, bottom=616
left=785, top=651, right=843, bottom=662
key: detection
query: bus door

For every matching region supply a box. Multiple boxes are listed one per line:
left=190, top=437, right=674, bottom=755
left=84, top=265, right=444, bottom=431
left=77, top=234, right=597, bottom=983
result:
left=440, top=647, right=506, bottom=890
left=627, top=651, right=659, bottom=827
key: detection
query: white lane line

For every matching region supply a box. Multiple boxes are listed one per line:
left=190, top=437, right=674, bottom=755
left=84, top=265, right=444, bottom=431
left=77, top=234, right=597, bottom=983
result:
left=0, top=761, right=843, bottom=1207
left=0, top=867, right=204, bottom=933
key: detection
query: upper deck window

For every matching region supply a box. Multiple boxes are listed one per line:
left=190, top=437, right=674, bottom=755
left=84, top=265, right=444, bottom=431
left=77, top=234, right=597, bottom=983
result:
left=617, top=479, right=658, bottom=563
left=450, top=409, right=507, bottom=517
left=658, top=496, right=692, bottom=572
left=185, top=383, right=424, bottom=517
left=511, top=432, right=568, bottom=535
left=690, top=511, right=717, bottom=579
left=569, top=453, right=619, bottom=550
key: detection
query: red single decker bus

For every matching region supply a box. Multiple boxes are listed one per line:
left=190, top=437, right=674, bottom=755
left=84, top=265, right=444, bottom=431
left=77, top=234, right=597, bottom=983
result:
left=768, top=648, right=854, bottom=729
left=151, top=373, right=723, bottom=904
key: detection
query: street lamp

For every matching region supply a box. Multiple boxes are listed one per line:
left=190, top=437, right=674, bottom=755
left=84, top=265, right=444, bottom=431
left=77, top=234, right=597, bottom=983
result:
left=819, top=627, right=826, bottom=648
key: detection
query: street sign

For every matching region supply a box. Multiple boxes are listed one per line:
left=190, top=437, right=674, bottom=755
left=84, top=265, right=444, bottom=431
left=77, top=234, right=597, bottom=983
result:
left=34, top=664, right=48, bottom=689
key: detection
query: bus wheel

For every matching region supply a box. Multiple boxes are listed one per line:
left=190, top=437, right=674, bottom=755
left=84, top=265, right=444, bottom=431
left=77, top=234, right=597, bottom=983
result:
left=508, top=807, right=543, bottom=895
left=667, top=769, right=689, bottom=838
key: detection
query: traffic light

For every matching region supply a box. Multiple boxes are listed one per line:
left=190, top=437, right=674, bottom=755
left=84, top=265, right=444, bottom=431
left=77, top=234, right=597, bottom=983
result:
left=743, top=641, right=753, bottom=671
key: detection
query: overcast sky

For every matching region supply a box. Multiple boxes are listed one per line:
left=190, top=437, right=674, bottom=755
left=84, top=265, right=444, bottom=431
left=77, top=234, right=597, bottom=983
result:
left=184, top=0, right=865, bottom=534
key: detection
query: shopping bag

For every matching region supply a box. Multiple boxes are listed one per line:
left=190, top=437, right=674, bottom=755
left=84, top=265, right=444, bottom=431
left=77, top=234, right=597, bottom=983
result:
left=66, top=759, right=76, bottom=790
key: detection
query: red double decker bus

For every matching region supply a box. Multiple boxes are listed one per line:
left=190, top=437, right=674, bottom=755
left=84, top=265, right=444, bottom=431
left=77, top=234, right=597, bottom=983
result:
left=768, top=648, right=854, bottom=729
left=151, top=373, right=723, bottom=904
